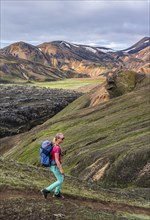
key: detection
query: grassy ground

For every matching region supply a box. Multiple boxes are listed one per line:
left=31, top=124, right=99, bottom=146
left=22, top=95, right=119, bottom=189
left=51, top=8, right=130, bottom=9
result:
left=0, top=157, right=150, bottom=220
left=2, top=82, right=150, bottom=189
left=1, top=76, right=150, bottom=219
left=27, top=78, right=105, bottom=90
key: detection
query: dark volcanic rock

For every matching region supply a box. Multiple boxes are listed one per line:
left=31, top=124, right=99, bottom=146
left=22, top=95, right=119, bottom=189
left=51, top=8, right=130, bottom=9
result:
left=0, top=85, right=82, bottom=137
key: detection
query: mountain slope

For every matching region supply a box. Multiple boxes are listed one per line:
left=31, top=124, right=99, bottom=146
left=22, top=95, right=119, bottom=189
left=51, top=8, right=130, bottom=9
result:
left=1, top=157, right=150, bottom=220
left=0, top=37, right=149, bottom=82
left=2, top=72, right=150, bottom=188
left=112, top=37, right=150, bottom=70
left=0, top=41, right=120, bottom=78
left=0, top=41, right=48, bottom=65
left=0, top=54, right=86, bottom=83
left=37, top=41, right=117, bottom=77
left=122, top=37, right=150, bottom=54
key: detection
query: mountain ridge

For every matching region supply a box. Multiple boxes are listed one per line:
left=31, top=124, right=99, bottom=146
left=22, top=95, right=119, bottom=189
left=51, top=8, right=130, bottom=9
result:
left=0, top=37, right=149, bottom=82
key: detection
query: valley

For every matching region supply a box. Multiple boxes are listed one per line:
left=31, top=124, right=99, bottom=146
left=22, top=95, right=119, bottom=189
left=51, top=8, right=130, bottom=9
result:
left=28, top=78, right=105, bottom=91
left=0, top=37, right=150, bottom=220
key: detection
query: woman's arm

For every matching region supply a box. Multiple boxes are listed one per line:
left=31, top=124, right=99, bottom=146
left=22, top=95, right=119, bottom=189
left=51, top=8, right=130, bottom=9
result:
left=55, top=153, right=64, bottom=175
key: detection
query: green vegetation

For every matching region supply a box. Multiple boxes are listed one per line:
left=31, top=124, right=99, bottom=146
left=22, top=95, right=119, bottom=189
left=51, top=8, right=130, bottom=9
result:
left=5, top=80, right=150, bottom=188
left=109, top=70, right=137, bottom=98
left=1, top=71, right=150, bottom=219
left=1, top=156, right=150, bottom=220
left=27, top=78, right=104, bottom=90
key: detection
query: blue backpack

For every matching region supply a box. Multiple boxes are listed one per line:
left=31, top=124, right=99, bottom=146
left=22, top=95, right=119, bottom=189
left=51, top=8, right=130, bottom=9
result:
left=40, top=140, right=54, bottom=167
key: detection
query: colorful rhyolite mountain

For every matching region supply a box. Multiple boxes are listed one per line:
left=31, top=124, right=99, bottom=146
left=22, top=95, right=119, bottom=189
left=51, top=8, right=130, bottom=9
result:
left=0, top=37, right=149, bottom=82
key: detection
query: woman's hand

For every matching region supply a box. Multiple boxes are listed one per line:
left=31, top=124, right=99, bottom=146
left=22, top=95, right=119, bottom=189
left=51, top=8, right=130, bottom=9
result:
left=60, top=168, right=65, bottom=175
left=55, top=153, right=65, bottom=175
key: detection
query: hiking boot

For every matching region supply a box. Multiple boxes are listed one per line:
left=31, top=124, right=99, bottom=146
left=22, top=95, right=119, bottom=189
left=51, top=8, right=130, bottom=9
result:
left=53, top=192, right=64, bottom=199
left=41, top=189, right=49, bottom=199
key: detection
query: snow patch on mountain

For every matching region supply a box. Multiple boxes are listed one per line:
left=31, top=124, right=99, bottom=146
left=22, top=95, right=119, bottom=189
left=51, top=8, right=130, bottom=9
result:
left=97, top=48, right=115, bottom=53
left=84, top=46, right=97, bottom=53
left=71, top=43, right=79, bottom=48
left=60, top=42, right=71, bottom=48
left=124, top=47, right=136, bottom=53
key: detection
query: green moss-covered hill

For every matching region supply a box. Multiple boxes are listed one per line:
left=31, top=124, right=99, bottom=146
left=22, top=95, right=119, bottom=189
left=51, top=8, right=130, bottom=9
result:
left=3, top=72, right=150, bottom=188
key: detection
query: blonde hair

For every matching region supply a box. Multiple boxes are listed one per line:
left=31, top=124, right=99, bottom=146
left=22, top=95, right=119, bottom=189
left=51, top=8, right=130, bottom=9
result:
left=53, top=133, right=64, bottom=144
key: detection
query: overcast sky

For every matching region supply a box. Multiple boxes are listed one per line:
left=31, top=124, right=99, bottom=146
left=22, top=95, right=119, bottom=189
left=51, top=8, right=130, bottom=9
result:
left=1, top=0, right=150, bottom=50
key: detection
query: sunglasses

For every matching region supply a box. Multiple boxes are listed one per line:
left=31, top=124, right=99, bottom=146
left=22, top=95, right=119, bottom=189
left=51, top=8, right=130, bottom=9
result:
left=59, top=137, right=65, bottom=141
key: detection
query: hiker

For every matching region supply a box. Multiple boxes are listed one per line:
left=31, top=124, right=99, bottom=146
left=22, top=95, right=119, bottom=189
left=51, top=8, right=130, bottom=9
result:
left=41, top=133, right=65, bottom=199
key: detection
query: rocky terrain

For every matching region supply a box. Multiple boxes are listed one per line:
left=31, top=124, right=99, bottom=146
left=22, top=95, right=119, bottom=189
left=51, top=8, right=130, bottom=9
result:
left=0, top=85, right=82, bottom=137
left=0, top=37, right=149, bottom=82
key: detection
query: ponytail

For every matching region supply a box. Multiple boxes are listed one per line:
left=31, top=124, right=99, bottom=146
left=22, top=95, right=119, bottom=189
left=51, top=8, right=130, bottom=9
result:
left=53, top=133, right=64, bottom=144
left=53, top=137, right=56, bottom=143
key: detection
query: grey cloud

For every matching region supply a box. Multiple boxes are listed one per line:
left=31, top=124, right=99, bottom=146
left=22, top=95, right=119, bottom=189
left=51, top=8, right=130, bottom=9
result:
left=1, top=0, right=149, bottom=49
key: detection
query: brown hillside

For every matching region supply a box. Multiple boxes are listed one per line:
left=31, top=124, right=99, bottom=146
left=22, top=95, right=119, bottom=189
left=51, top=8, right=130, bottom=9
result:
left=0, top=37, right=149, bottom=82
left=89, top=70, right=147, bottom=106
left=0, top=41, right=48, bottom=65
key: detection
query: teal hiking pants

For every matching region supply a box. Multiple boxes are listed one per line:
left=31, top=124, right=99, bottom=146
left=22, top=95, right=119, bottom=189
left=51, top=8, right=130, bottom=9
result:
left=46, top=166, right=64, bottom=195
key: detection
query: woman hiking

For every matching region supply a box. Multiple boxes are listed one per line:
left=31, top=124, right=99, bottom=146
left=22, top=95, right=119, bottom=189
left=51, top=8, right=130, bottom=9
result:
left=41, top=133, right=65, bottom=199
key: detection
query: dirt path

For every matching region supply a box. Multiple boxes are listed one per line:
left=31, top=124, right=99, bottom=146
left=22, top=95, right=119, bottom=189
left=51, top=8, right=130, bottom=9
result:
left=1, top=188, right=149, bottom=216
